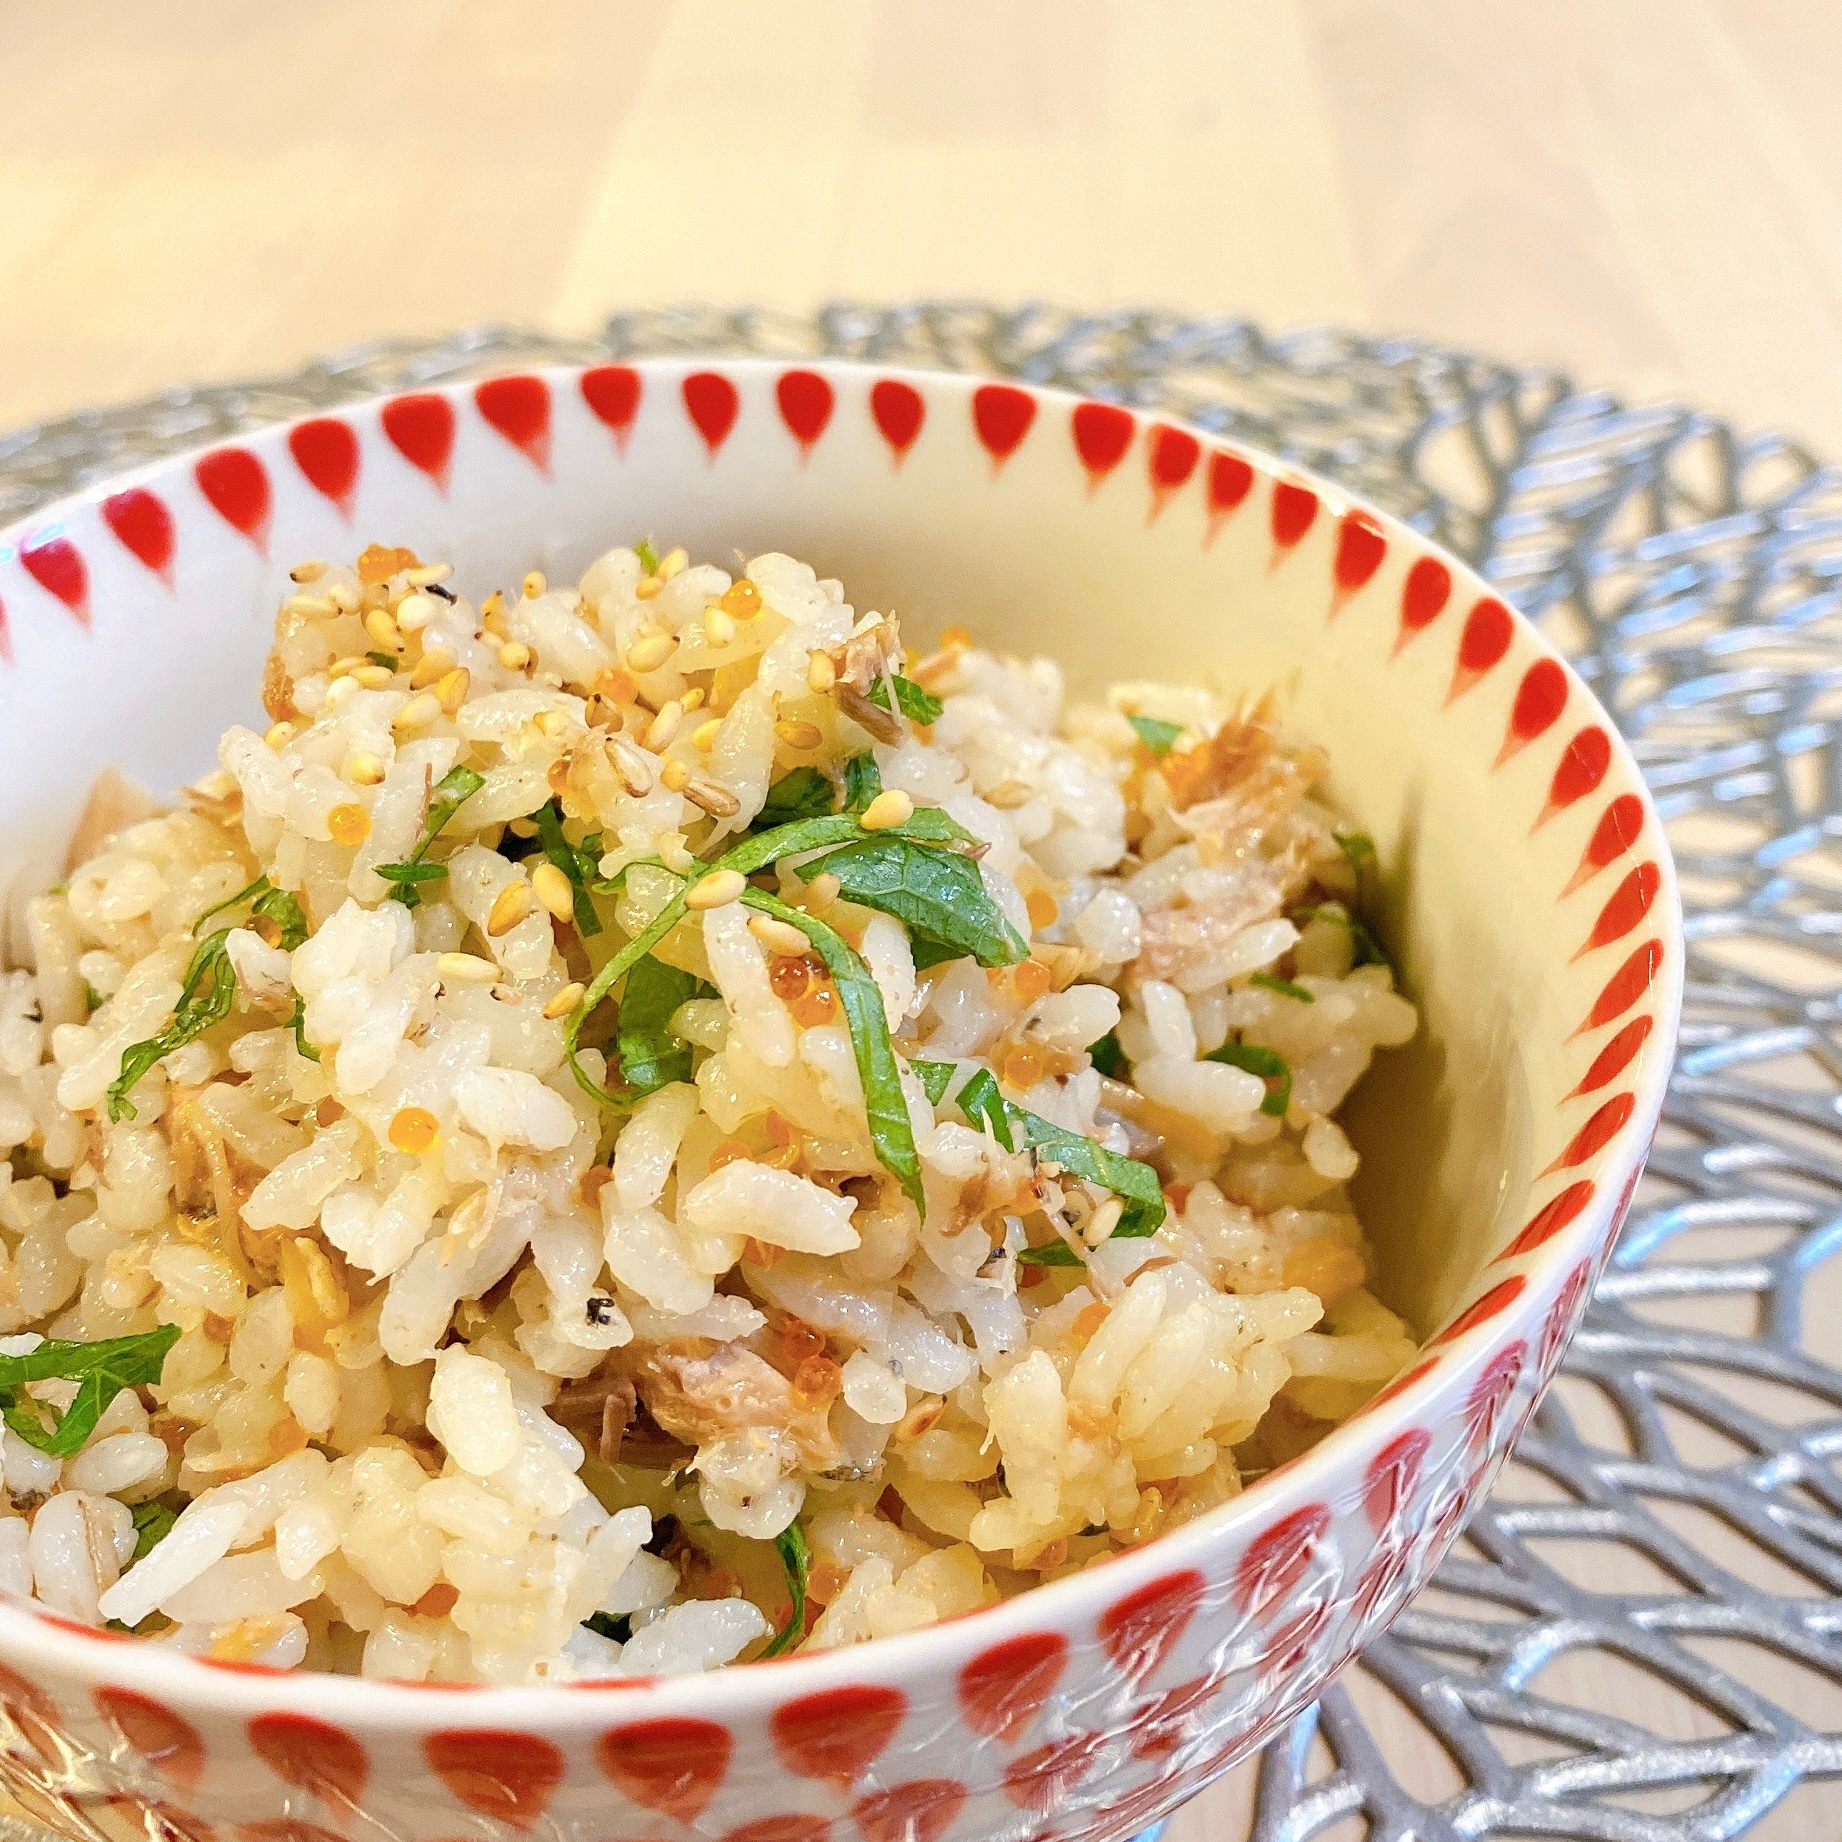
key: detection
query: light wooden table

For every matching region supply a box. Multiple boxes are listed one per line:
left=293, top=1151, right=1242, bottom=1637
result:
left=3, top=3, right=1839, bottom=1837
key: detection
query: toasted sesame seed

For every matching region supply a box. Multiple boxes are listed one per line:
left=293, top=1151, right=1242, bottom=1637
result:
left=328, top=582, right=361, bottom=614
left=806, top=652, right=837, bottom=694
left=542, top=981, right=586, bottom=1020
left=328, top=655, right=365, bottom=680
left=352, top=665, right=395, bottom=690
left=531, top=862, right=576, bottom=923
left=659, top=547, right=688, bottom=580
left=405, top=564, right=453, bottom=588
left=363, top=609, right=403, bottom=653
left=705, top=608, right=736, bottom=647
left=410, top=646, right=458, bottom=689
left=327, top=803, right=371, bottom=847
left=498, top=641, right=533, bottom=672
left=264, top=721, right=296, bottom=750
left=858, top=788, right=915, bottom=830
left=289, top=560, right=329, bottom=585
left=286, top=593, right=336, bottom=619
left=627, top=630, right=677, bottom=673
left=679, top=687, right=705, bottom=712
left=691, top=716, right=723, bottom=751
left=593, top=667, right=638, bottom=705
left=634, top=575, right=663, bottom=600
left=749, top=913, right=811, bottom=957
left=1083, top=1196, right=1125, bottom=1248
left=435, top=667, right=471, bottom=716
left=533, top=710, right=567, bottom=738
left=323, top=676, right=360, bottom=710
left=644, top=700, right=684, bottom=752
left=803, top=870, right=842, bottom=910
left=394, top=592, right=438, bottom=633
left=684, top=775, right=741, bottom=818
left=685, top=868, right=746, bottom=911
left=437, top=951, right=500, bottom=985
left=775, top=719, right=823, bottom=751
left=487, top=880, right=536, bottom=936
left=393, top=692, right=442, bottom=734
left=506, top=816, right=539, bottom=839
left=986, top=779, right=1034, bottom=809
left=346, top=752, right=386, bottom=786
left=660, top=757, right=691, bottom=791
left=522, top=571, right=546, bottom=600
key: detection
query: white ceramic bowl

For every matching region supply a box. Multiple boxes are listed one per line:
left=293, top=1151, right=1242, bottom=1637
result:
left=0, top=360, right=1680, bottom=1842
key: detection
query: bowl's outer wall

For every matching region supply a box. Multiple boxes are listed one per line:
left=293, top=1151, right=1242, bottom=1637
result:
left=0, top=362, right=1679, bottom=1842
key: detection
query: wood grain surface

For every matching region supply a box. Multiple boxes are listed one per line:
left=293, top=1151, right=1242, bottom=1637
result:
left=2, top=4, right=1838, bottom=1838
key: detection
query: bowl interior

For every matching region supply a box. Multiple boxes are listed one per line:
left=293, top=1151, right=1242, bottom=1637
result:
left=0, top=359, right=1668, bottom=1346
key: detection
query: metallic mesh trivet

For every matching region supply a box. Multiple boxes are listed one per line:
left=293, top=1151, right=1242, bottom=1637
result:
left=5, top=305, right=1841, bottom=1842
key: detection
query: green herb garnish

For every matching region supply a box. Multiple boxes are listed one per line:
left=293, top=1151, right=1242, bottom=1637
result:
left=374, top=764, right=486, bottom=909
left=1207, top=1041, right=1292, bottom=1117
left=83, top=984, right=103, bottom=1014
left=912, top=1059, right=958, bottom=1106
left=365, top=651, right=400, bottom=672
left=1250, top=972, right=1315, bottom=1003
left=618, top=957, right=707, bottom=1094
left=289, top=996, right=321, bottom=1062
left=795, top=838, right=1027, bottom=970
left=582, top=1610, right=632, bottom=1644
left=952, top=1067, right=1165, bottom=1251
left=762, top=1520, right=811, bottom=1658
left=1336, top=831, right=1376, bottom=884
left=842, top=753, right=882, bottom=813
left=741, top=889, right=923, bottom=1212
left=866, top=674, right=944, bottom=726
left=1127, top=713, right=1184, bottom=756
left=757, top=767, right=837, bottom=829
left=533, top=801, right=604, bottom=937
left=0, top=1328, right=180, bottom=1460
left=130, top=1500, right=178, bottom=1561
left=1289, top=903, right=1390, bottom=971
left=634, top=539, right=661, bottom=577
left=1087, top=1032, right=1129, bottom=1078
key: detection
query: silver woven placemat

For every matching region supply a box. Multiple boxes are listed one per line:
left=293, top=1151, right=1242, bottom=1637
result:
left=5, top=305, right=1841, bottom=1842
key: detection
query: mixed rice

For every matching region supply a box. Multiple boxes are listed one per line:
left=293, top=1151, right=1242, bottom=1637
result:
left=0, top=541, right=1419, bottom=1682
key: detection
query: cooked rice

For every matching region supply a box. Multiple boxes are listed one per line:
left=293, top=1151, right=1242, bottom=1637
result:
left=0, top=542, right=1418, bottom=1682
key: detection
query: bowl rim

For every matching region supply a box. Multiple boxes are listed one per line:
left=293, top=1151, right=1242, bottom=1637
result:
left=0, top=355, right=1684, bottom=1725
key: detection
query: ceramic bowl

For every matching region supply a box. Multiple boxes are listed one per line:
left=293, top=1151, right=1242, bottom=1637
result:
left=0, top=360, right=1681, bottom=1842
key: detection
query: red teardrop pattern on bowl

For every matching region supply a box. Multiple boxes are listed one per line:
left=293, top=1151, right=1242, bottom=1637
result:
left=1002, top=1730, right=1108, bottom=1816
left=1396, top=555, right=1452, bottom=650
left=776, top=369, right=834, bottom=457
left=1535, top=725, right=1613, bottom=829
left=853, top=1779, right=968, bottom=1842
left=1146, top=424, right=1201, bottom=519
left=1543, top=1092, right=1638, bottom=1174
left=723, top=1818, right=830, bottom=1842
left=1361, top=1429, right=1431, bottom=1534
left=1502, top=1181, right=1594, bottom=1259
left=194, top=449, right=271, bottom=552
left=1447, top=597, right=1514, bottom=702
left=235, top=1820, right=344, bottom=1842
left=20, top=534, right=89, bottom=625
left=1206, top=451, right=1255, bottom=538
left=1270, top=480, right=1318, bottom=554
left=1124, top=1675, right=1215, bottom=1762
left=0, top=597, right=10, bottom=663
left=1570, top=1016, right=1654, bottom=1097
left=1580, top=938, right=1665, bottom=1032
left=103, top=487, right=177, bottom=581
left=683, top=372, right=741, bottom=456
left=475, top=376, right=552, bottom=474
left=595, top=1717, right=731, bottom=1820
left=381, top=394, right=457, bottom=490
left=1332, top=510, right=1387, bottom=602
left=972, top=384, right=1036, bottom=468
left=581, top=365, right=643, bottom=446
left=0, top=1660, right=66, bottom=1760
left=1097, top=1568, right=1205, bottom=1680
left=1540, top=1259, right=1595, bottom=1373
left=1498, top=657, right=1568, bottom=764
left=1564, top=793, right=1647, bottom=895
left=1071, top=401, right=1134, bottom=488
left=771, top=1684, right=906, bottom=1786
left=424, top=1729, right=564, bottom=1830
left=1232, top=1503, right=1331, bottom=1616
left=870, top=379, right=925, bottom=463
left=1575, top=861, right=1662, bottom=958
left=1426, top=1274, right=1527, bottom=1348
left=957, top=1630, right=1068, bottom=1740
left=1370, top=1355, right=1437, bottom=1410
left=247, top=1712, right=368, bottom=1805
left=93, top=1687, right=203, bottom=1792
left=287, top=419, right=360, bottom=517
